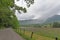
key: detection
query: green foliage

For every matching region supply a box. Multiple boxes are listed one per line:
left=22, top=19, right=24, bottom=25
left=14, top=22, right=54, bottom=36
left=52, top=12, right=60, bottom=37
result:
left=20, top=24, right=41, bottom=27
left=0, top=0, right=34, bottom=13
left=14, top=29, right=33, bottom=40
left=0, top=0, right=14, bottom=8
left=0, top=12, right=19, bottom=28
left=25, top=0, right=34, bottom=7
left=53, top=22, right=60, bottom=28
left=0, top=0, right=34, bottom=28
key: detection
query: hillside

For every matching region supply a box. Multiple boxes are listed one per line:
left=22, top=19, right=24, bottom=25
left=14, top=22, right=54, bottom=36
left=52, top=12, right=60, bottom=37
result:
left=44, top=15, right=60, bottom=24
left=19, top=19, right=44, bottom=25
left=19, top=15, right=60, bottom=26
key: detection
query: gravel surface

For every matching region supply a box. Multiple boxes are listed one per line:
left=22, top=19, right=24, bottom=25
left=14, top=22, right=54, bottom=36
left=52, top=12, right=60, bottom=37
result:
left=0, top=28, right=25, bottom=40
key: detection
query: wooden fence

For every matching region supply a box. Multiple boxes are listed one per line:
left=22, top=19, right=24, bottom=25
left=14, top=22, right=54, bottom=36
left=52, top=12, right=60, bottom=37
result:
left=15, top=28, right=58, bottom=40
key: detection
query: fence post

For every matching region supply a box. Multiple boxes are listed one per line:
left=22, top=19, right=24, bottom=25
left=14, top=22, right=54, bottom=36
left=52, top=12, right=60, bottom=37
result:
left=24, top=29, right=25, bottom=34
left=31, top=32, right=33, bottom=38
left=55, top=37, right=58, bottom=40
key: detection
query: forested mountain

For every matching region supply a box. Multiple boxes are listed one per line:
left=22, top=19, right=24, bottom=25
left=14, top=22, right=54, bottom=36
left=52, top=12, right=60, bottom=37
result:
left=44, top=15, right=60, bottom=24
left=20, top=15, right=60, bottom=25
left=19, top=19, right=44, bottom=25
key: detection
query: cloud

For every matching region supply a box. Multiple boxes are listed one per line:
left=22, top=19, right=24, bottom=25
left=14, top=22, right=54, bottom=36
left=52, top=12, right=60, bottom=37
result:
left=15, top=11, right=35, bottom=20
left=15, top=0, right=60, bottom=20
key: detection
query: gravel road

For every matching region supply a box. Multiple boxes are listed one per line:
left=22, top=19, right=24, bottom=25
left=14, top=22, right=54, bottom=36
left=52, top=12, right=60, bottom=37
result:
left=0, top=28, right=25, bottom=40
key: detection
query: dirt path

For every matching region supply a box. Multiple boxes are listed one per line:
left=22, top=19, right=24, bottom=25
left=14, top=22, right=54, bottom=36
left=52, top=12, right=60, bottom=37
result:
left=0, top=28, right=25, bottom=40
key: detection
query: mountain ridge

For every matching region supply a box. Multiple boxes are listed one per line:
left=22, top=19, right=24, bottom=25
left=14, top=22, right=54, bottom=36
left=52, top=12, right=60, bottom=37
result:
left=44, top=15, right=60, bottom=24
left=19, top=15, right=60, bottom=25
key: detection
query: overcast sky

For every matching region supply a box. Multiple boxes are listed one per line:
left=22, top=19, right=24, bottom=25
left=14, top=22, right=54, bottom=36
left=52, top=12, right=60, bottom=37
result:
left=15, top=0, right=60, bottom=20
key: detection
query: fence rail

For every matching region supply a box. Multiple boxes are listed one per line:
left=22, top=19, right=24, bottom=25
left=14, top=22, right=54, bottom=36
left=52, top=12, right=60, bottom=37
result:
left=15, top=28, right=59, bottom=40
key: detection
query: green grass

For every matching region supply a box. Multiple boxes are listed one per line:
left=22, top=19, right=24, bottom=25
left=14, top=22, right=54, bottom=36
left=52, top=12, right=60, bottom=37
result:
left=35, top=28, right=60, bottom=40
left=13, top=28, right=60, bottom=40
left=14, top=29, right=33, bottom=40
left=20, top=27, right=60, bottom=40
left=0, top=26, right=5, bottom=30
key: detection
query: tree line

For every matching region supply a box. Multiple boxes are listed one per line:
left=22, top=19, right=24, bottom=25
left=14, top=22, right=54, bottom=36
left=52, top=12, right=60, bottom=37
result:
left=0, top=0, right=34, bottom=28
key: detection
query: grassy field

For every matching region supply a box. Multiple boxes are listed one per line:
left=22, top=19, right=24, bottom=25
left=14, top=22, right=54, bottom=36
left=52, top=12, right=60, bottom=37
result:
left=20, top=27, right=60, bottom=40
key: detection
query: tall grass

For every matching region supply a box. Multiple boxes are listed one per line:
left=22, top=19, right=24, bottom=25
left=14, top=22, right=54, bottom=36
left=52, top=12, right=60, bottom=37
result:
left=19, top=27, right=60, bottom=40
left=14, top=29, right=33, bottom=40
left=14, top=28, right=55, bottom=40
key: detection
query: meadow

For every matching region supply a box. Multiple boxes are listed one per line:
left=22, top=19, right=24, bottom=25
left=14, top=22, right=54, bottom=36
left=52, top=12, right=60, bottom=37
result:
left=19, top=27, right=60, bottom=40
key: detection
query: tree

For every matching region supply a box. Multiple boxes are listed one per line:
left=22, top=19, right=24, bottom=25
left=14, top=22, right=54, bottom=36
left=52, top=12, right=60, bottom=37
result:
left=0, top=0, right=34, bottom=28
left=53, top=22, right=60, bottom=28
